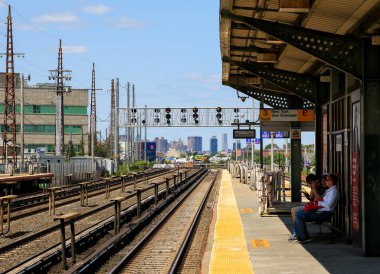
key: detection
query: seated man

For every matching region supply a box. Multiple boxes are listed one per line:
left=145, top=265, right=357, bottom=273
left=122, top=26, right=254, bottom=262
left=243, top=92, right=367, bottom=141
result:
left=289, top=173, right=339, bottom=244
left=289, top=174, right=325, bottom=240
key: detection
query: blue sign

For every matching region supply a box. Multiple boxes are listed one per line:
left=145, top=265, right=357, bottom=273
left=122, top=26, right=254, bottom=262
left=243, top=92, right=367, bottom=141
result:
left=255, top=138, right=260, bottom=144
left=228, top=149, right=232, bottom=153
left=262, top=131, right=289, bottom=138
left=305, top=161, right=310, bottom=166
left=246, top=138, right=251, bottom=144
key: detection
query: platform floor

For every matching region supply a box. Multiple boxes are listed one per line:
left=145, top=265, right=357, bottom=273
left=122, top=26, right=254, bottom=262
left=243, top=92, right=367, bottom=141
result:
left=202, top=170, right=380, bottom=274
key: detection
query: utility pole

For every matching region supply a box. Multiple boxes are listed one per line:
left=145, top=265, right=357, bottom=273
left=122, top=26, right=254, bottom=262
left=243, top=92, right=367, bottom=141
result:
left=144, top=104, right=147, bottom=162
left=109, top=79, right=115, bottom=159
left=126, top=82, right=130, bottom=168
left=115, top=78, right=119, bottom=171
left=90, top=63, right=96, bottom=162
left=132, top=84, right=136, bottom=162
left=2, top=6, right=24, bottom=164
left=20, top=74, right=29, bottom=168
left=49, top=39, right=72, bottom=156
left=89, top=64, right=102, bottom=162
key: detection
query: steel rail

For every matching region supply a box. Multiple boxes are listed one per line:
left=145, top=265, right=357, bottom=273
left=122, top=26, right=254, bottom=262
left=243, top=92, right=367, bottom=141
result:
left=108, top=169, right=213, bottom=274
left=169, top=170, right=219, bottom=273
left=1, top=169, right=203, bottom=273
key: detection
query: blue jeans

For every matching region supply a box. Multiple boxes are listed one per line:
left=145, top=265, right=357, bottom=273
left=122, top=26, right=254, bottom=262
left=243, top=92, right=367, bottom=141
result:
left=294, top=210, right=332, bottom=239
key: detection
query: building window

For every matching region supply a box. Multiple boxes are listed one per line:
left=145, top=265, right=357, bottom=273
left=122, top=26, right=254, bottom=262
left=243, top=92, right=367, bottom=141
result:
left=33, top=105, right=41, bottom=114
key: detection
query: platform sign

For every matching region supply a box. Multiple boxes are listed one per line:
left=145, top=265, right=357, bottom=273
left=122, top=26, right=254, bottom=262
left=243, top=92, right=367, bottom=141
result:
left=255, top=138, right=260, bottom=144
left=233, top=129, right=256, bottom=139
left=246, top=138, right=252, bottom=144
left=305, top=161, right=310, bottom=166
left=260, top=109, right=314, bottom=122
left=262, top=131, right=289, bottom=138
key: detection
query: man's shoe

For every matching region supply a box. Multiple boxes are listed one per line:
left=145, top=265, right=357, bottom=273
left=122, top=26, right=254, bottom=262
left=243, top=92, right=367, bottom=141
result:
left=288, top=233, right=297, bottom=241
left=297, top=237, right=312, bottom=244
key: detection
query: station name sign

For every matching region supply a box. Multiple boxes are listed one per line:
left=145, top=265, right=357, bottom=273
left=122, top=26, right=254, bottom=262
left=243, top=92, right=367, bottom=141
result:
left=233, top=129, right=256, bottom=139
left=260, top=109, right=314, bottom=122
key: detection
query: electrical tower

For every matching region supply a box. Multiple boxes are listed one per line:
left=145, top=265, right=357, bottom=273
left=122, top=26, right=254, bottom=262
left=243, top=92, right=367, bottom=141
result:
left=90, top=63, right=96, bottom=160
left=49, top=39, right=72, bottom=156
left=109, top=79, right=115, bottom=158
left=2, top=6, right=23, bottom=164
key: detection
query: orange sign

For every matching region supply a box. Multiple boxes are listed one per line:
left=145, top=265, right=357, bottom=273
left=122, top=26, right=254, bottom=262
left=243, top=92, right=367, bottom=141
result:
left=297, top=109, right=314, bottom=121
left=260, top=109, right=314, bottom=122
left=260, top=109, right=272, bottom=121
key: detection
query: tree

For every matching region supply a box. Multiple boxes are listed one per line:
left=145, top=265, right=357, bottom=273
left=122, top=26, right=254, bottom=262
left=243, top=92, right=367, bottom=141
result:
left=265, top=143, right=278, bottom=149
left=95, top=140, right=108, bottom=158
left=79, top=133, right=85, bottom=156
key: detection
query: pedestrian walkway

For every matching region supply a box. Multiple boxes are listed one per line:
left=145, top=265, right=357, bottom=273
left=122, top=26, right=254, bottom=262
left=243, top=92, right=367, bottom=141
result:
left=203, top=169, right=380, bottom=274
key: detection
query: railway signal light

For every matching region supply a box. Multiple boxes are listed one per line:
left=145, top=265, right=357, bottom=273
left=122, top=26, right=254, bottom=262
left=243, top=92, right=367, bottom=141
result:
left=154, top=117, right=160, bottom=123
left=193, top=113, right=199, bottom=119
left=234, top=108, right=239, bottom=113
left=216, top=107, right=222, bottom=125
left=192, top=107, right=198, bottom=113
left=181, top=117, right=186, bottom=123
left=181, top=108, right=186, bottom=113
left=165, top=107, right=171, bottom=124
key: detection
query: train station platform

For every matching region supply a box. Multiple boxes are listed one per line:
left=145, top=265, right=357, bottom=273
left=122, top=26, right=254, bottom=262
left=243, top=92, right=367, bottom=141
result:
left=202, top=170, right=380, bottom=274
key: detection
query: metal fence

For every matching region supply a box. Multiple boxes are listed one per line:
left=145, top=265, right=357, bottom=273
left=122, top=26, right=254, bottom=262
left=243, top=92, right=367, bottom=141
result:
left=49, top=162, right=99, bottom=186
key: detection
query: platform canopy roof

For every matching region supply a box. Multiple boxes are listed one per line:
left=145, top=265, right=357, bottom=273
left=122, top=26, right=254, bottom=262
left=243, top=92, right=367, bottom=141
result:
left=220, top=0, right=380, bottom=108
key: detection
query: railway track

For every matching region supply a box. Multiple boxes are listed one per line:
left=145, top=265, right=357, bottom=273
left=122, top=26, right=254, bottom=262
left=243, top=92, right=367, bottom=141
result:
left=1, top=169, right=183, bottom=227
left=9, top=169, right=168, bottom=213
left=0, top=168, right=203, bottom=273
left=64, top=169, right=217, bottom=274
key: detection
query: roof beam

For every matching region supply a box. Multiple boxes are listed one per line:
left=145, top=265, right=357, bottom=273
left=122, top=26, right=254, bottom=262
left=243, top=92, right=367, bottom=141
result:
left=231, top=45, right=276, bottom=53
left=221, top=10, right=362, bottom=79
left=226, top=82, right=290, bottom=109
left=223, top=56, right=317, bottom=104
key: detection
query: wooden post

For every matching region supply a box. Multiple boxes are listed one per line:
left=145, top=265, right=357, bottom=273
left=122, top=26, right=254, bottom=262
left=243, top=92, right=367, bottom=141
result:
left=0, top=195, right=16, bottom=234
left=165, top=178, right=170, bottom=198
left=153, top=182, right=159, bottom=205
left=133, top=173, right=137, bottom=190
left=111, top=197, right=124, bottom=235
left=105, top=179, right=110, bottom=199
left=59, top=218, right=67, bottom=269
left=185, top=171, right=188, bottom=184
left=173, top=175, right=177, bottom=189
left=135, top=188, right=143, bottom=218
left=70, top=221, right=76, bottom=263
left=179, top=173, right=183, bottom=187
left=121, top=175, right=126, bottom=192
left=48, top=187, right=59, bottom=216
left=54, top=212, right=80, bottom=270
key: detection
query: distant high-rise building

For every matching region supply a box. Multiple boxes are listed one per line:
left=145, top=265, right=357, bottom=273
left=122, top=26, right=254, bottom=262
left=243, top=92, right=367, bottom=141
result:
left=233, top=140, right=241, bottom=150
left=154, top=137, right=169, bottom=153
left=170, top=138, right=187, bottom=152
left=188, top=136, right=202, bottom=153
left=210, top=136, right=218, bottom=155
left=221, top=133, right=228, bottom=151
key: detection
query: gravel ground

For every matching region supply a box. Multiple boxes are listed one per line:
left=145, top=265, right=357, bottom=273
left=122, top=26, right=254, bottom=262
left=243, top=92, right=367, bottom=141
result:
left=0, top=171, right=188, bottom=272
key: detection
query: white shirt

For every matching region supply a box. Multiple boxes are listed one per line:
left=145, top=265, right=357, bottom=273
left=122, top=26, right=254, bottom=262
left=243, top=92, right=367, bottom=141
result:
left=317, top=185, right=338, bottom=212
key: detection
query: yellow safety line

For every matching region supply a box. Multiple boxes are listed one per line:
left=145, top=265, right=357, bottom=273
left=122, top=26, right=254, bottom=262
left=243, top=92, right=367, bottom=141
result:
left=209, top=170, right=254, bottom=274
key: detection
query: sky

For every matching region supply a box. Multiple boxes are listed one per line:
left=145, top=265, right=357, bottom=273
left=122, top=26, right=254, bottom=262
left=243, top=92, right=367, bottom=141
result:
left=0, top=0, right=314, bottom=151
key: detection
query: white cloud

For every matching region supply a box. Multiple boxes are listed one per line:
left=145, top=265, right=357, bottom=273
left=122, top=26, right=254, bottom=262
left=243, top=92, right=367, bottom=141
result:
left=83, top=5, right=112, bottom=15
left=33, top=12, right=79, bottom=23
left=62, top=45, right=88, bottom=54
left=109, top=17, right=147, bottom=28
